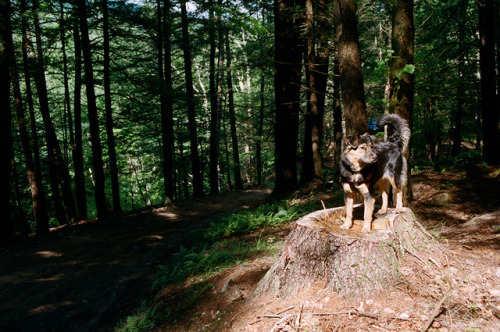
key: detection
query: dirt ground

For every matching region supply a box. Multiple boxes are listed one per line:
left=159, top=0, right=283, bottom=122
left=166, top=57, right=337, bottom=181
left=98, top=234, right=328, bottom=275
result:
left=152, top=166, right=500, bottom=332
left=1, top=166, right=499, bottom=332
left=0, top=189, right=271, bottom=332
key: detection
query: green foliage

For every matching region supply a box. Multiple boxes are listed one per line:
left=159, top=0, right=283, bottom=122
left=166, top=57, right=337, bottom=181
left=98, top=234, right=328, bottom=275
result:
left=153, top=200, right=315, bottom=289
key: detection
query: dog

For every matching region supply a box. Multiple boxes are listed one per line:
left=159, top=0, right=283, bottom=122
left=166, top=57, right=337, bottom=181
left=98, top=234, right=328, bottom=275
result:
left=339, top=114, right=411, bottom=233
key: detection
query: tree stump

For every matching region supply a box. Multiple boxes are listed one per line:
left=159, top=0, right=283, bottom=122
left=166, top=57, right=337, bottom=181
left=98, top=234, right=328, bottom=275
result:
left=252, top=205, right=436, bottom=299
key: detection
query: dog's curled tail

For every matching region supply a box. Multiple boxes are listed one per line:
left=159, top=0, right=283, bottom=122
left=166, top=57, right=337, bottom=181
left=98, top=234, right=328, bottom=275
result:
left=377, top=114, right=411, bottom=153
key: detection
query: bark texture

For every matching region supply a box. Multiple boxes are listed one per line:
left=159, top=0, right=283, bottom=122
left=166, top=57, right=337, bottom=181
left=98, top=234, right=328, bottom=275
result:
left=253, top=206, right=434, bottom=299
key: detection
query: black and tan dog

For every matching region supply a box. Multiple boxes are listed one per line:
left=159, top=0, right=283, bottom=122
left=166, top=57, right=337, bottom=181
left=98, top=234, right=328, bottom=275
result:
left=339, top=114, right=411, bottom=233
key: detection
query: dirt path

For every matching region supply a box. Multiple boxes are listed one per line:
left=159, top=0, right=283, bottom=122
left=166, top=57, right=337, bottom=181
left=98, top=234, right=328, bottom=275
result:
left=0, top=189, right=271, bottom=332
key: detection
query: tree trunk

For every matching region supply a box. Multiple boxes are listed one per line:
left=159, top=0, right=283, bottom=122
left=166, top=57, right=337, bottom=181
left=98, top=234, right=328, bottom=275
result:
left=33, top=0, right=77, bottom=225
left=103, top=0, right=121, bottom=213
left=161, top=0, right=174, bottom=203
left=76, top=0, right=109, bottom=219
left=300, top=0, right=315, bottom=185
left=452, top=2, right=467, bottom=157
left=333, top=56, right=343, bottom=178
left=72, top=8, right=88, bottom=220
left=273, top=0, right=303, bottom=196
left=0, top=0, right=15, bottom=241
left=478, top=0, right=500, bottom=164
left=180, top=0, right=204, bottom=197
left=208, top=2, right=221, bottom=195
left=253, top=206, right=440, bottom=299
left=9, top=21, right=50, bottom=235
left=226, top=31, right=243, bottom=190
left=390, top=0, right=414, bottom=203
left=333, top=0, right=368, bottom=136
left=256, top=68, right=265, bottom=187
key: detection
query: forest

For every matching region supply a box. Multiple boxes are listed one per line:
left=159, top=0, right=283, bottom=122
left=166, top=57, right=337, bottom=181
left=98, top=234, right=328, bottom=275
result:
left=1, top=0, right=500, bottom=331
left=0, top=0, right=498, bottom=238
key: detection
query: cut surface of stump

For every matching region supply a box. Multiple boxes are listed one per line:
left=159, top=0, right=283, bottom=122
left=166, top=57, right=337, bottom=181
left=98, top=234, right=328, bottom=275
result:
left=252, top=205, right=436, bottom=299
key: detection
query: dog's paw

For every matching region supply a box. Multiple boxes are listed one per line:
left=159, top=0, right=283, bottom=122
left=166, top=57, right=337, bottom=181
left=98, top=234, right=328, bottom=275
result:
left=361, top=226, right=371, bottom=233
left=395, top=207, right=404, bottom=213
left=375, top=208, right=387, bottom=216
left=340, top=221, right=352, bottom=230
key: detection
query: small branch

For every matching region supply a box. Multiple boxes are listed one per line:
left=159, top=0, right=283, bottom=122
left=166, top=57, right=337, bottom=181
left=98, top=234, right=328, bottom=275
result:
left=256, top=314, right=282, bottom=318
left=419, top=287, right=454, bottom=332
left=305, top=310, right=410, bottom=321
left=295, top=303, right=303, bottom=327
left=405, top=246, right=430, bottom=268
left=276, top=306, right=294, bottom=315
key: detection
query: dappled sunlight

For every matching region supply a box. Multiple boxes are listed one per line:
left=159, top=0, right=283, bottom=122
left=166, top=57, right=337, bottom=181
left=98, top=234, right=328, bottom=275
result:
left=28, top=300, right=73, bottom=315
left=34, top=251, right=63, bottom=259
left=34, top=273, right=65, bottom=283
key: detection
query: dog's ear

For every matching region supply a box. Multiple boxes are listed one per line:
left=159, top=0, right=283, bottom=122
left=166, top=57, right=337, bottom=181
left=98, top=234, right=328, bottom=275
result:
left=343, top=136, right=358, bottom=149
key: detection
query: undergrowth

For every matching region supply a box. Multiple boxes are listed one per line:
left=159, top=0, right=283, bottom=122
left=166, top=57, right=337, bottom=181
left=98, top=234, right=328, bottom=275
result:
left=116, top=199, right=320, bottom=331
left=153, top=200, right=316, bottom=288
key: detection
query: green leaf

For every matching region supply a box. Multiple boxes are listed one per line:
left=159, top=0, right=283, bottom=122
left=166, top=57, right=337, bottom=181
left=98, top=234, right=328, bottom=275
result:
left=397, top=64, right=415, bottom=78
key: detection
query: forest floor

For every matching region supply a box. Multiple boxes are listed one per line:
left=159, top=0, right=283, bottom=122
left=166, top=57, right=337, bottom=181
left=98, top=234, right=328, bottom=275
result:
left=0, top=166, right=499, bottom=332
left=0, top=189, right=271, bottom=332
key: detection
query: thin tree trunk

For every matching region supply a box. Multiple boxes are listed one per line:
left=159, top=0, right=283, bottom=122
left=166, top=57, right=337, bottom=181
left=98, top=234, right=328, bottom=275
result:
left=478, top=0, right=500, bottom=164
left=452, top=2, right=467, bottom=157
left=180, top=0, right=204, bottom=197
left=161, top=0, right=174, bottom=203
left=59, top=0, right=74, bottom=168
left=226, top=32, right=243, bottom=190
left=76, top=0, right=109, bottom=219
left=72, top=9, right=87, bottom=220
left=273, top=0, right=303, bottom=196
left=33, top=0, right=77, bottom=224
left=301, top=0, right=314, bottom=184
left=257, top=68, right=265, bottom=186
left=0, top=0, right=15, bottom=241
left=333, top=56, right=342, bottom=177
left=9, top=22, right=50, bottom=235
left=103, top=0, right=121, bottom=213
left=208, top=3, right=219, bottom=194
left=312, top=0, right=329, bottom=181
left=333, top=0, right=368, bottom=136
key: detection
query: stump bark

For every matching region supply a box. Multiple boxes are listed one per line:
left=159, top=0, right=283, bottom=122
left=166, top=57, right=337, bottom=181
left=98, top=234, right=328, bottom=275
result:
left=252, top=205, right=435, bottom=299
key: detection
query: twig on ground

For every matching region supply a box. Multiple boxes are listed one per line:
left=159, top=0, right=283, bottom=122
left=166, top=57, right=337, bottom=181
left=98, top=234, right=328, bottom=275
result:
left=305, top=311, right=410, bottom=321
left=405, top=246, right=430, bottom=268
left=276, top=306, right=294, bottom=315
left=295, top=303, right=303, bottom=327
left=419, top=286, right=454, bottom=332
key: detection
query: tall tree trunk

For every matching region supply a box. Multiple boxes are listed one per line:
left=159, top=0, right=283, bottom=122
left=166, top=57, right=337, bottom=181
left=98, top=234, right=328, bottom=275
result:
left=257, top=68, right=265, bottom=186
left=273, top=0, right=303, bottom=196
left=333, top=56, right=342, bottom=177
left=103, top=0, right=121, bottom=212
left=312, top=0, right=329, bottom=181
left=72, top=10, right=87, bottom=220
left=0, top=0, right=15, bottom=241
left=33, top=0, right=77, bottom=224
left=21, top=0, right=50, bottom=228
left=301, top=0, right=315, bottom=185
left=333, top=0, right=368, bottom=136
left=452, top=2, right=467, bottom=157
left=180, top=0, right=204, bottom=197
left=161, top=0, right=174, bottom=203
left=478, top=0, right=500, bottom=164
left=9, top=21, right=50, bottom=235
left=59, top=0, right=73, bottom=166
left=390, top=0, right=414, bottom=203
left=76, top=0, right=109, bottom=219
left=226, top=32, right=243, bottom=190
left=208, top=3, right=219, bottom=194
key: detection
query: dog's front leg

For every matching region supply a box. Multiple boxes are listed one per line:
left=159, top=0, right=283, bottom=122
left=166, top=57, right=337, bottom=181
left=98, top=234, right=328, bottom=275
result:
left=358, top=184, right=374, bottom=233
left=341, top=183, right=355, bottom=230
left=395, top=188, right=404, bottom=213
